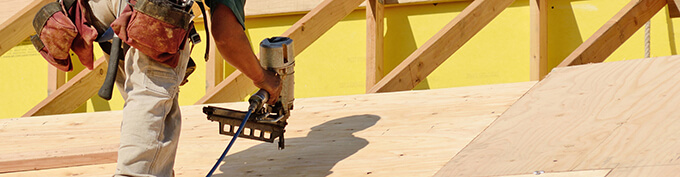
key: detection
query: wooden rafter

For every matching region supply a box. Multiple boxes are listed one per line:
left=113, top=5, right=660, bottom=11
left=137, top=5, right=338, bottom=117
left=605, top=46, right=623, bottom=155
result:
left=282, top=0, right=366, bottom=55
left=366, top=0, right=385, bottom=92
left=557, top=0, right=666, bottom=67
left=667, top=0, right=680, bottom=18
left=48, top=66, right=66, bottom=95
left=196, top=0, right=366, bottom=104
left=206, top=42, right=225, bottom=91
left=530, top=0, right=548, bottom=81
left=367, top=0, right=514, bottom=93
left=204, top=10, right=225, bottom=91
left=0, top=0, right=51, bottom=56
left=24, top=57, right=108, bottom=117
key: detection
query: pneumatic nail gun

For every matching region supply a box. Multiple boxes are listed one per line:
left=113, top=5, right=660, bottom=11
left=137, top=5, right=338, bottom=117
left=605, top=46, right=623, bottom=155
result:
left=203, top=37, right=294, bottom=149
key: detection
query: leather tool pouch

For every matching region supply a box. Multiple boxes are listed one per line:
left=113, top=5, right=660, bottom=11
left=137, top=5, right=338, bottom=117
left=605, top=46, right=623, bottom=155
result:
left=31, top=1, right=78, bottom=72
left=111, top=0, right=194, bottom=68
left=31, top=0, right=99, bottom=72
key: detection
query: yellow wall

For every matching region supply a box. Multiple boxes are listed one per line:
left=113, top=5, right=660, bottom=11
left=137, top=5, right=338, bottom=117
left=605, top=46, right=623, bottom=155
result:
left=0, top=40, right=48, bottom=118
left=1, top=0, right=679, bottom=118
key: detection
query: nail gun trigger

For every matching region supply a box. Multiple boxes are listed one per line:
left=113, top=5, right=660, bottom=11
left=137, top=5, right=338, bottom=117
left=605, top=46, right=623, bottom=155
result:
left=254, top=112, right=270, bottom=121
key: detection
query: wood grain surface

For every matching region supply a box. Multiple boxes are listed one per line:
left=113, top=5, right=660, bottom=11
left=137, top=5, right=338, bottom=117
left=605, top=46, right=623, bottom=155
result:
left=436, top=56, right=680, bottom=177
left=0, top=82, right=535, bottom=176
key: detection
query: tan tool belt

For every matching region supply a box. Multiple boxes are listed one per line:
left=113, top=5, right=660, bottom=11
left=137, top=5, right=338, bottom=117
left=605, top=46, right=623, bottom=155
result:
left=31, top=0, right=98, bottom=72
left=111, top=0, right=195, bottom=68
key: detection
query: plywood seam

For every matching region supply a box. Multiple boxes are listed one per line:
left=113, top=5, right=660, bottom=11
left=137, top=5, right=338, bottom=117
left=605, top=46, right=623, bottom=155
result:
left=487, top=168, right=614, bottom=177
left=443, top=81, right=539, bottom=172
left=569, top=120, right=631, bottom=170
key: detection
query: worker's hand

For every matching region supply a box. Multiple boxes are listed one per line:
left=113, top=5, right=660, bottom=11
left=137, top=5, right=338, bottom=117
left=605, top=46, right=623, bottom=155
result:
left=254, top=69, right=282, bottom=105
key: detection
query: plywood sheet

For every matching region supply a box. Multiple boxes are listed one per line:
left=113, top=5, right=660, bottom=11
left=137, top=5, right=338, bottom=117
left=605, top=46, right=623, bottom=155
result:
left=435, top=56, right=680, bottom=177
left=0, top=82, right=535, bottom=176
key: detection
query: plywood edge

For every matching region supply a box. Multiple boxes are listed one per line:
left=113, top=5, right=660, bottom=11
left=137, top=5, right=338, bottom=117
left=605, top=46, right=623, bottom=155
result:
left=0, top=152, right=117, bottom=173
left=607, top=164, right=680, bottom=177
left=497, top=169, right=612, bottom=177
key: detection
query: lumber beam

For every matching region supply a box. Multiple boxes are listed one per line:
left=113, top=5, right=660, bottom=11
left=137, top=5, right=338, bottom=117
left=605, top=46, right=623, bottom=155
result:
left=530, top=0, right=548, bottom=81
left=0, top=151, right=116, bottom=173
left=0, top=0, right=51, bottom=56
left=196, top=0, right=365, bottom=104
left=206, top=42, right=225, bottom=91
left=557, top=0, right=666, bottom=67
left=205, top=11, right=224, bottom=91
left=281, top=0, right=366, bottom=55
left=48, top=66, right=66, bottom=95
left=23, top=57, right=107, bottom=117
left=366, top=0, right=385, bottom=92
left=367, top=0, right=514, bottom=93
left=668, top=0, right=680, bottom=18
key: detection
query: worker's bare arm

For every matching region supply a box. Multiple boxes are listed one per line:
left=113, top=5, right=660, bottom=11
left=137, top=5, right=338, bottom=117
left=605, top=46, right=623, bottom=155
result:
left=211, top=4, right=281, bottom=104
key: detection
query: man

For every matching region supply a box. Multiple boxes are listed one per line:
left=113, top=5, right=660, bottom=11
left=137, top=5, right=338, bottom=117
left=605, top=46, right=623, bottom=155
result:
left=87, top=0, right=281, bottom=176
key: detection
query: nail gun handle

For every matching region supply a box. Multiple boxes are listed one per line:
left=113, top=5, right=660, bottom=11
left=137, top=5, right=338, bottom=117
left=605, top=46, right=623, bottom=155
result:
left=248, top=89, right=269, bottom=111
left=97, top=37, right=122, bottom=100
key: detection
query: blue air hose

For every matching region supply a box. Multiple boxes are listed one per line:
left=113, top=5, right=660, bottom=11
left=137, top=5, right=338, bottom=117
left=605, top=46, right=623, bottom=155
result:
left=206, top=108, right=254, bottom=177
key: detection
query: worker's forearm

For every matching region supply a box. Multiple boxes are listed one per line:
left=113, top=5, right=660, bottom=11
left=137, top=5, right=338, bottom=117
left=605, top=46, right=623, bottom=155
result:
left=213, top=30, right=264, bottom=83
left=211, top=5, right=264, bottom=83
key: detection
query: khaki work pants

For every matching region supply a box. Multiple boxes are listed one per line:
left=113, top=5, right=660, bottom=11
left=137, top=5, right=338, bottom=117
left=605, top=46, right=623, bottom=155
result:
left=89, top=0, right=191, bottom=176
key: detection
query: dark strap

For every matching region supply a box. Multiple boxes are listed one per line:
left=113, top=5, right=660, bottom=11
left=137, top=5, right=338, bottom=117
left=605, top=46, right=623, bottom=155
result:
left=196, top=0, right=210, bottom=61
left=62, top=0, right=77, bottom=10
left=62, top=0, right=76, bottom=11
left=30, top=35, right=45, bottom=51
left=31, top=0, right=79, bottom=49
left=32, top=2, right=62, bottom=34
left=31, top=2, right=64, bottom=52
left=189, top=27, right=201, bottom=44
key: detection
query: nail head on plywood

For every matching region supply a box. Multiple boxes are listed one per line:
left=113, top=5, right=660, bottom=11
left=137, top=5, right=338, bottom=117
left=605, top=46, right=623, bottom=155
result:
left=533, top=170, right=545, bottom=175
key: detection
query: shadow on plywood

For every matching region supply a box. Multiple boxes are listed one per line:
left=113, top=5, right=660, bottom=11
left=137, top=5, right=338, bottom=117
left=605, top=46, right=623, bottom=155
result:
left=215, top=114, right=380, bottom=176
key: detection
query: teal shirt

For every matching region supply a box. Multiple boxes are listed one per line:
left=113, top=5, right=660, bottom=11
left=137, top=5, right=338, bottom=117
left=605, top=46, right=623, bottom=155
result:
left=208, top=0, right=246, bottom=29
